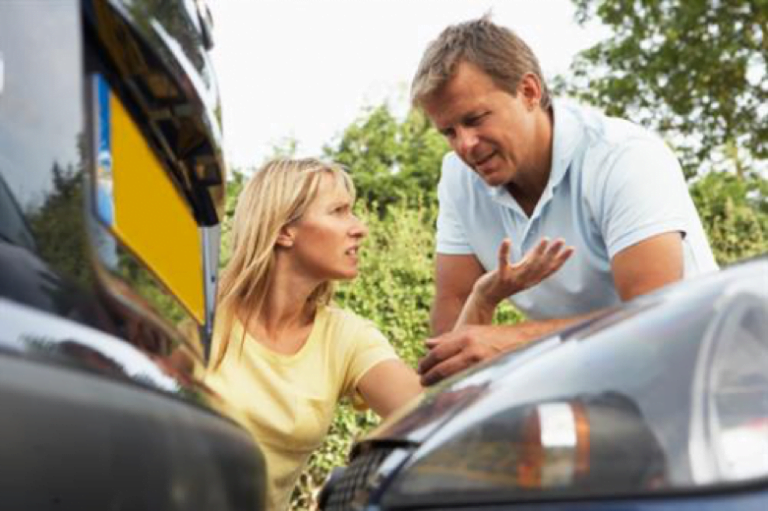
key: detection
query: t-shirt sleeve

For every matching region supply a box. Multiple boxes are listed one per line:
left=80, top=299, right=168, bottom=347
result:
left=435, top=154, right=474, bottom=255
left=594, top=138, right=692, bottom=259
left=342, top=318, right=399, bottom=410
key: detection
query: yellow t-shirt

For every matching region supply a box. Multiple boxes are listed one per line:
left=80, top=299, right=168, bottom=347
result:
left=204, top=305, right=398, bottom=511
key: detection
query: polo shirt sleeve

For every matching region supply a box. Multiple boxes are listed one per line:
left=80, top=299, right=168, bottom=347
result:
left=436, top=153, right=474, bottom=255
left=341, top=316, right=399, bottom=411
left=595, top=138, right=692, bottom=259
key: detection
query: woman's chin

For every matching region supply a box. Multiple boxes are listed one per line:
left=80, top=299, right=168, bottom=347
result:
left=330, top=268, right=359, bottom=281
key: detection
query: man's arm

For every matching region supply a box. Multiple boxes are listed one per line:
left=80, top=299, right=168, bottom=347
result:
left=418, top=232, right=685, bottom=386
left=418, top=315, right=588, bottom=386
left=612, top=231, right=683, bottom=300
left=430, top=253, right=485, bottom=335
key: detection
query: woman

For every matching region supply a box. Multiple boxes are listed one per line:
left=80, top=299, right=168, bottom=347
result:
left=205, top=158, right=571, bottom=510
left=205, top=159, right=421, bottom=510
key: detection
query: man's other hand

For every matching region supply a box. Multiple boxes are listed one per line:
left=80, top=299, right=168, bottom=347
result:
left=418, top=325, right=510, bottom=386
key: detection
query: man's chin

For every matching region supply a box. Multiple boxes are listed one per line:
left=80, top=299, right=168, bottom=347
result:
left=478, top=171, right=508, bottom=188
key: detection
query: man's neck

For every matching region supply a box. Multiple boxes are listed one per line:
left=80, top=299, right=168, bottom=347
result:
left=505, top=106, right=554, bottom=217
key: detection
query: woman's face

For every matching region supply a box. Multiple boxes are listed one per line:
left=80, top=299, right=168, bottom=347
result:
left=286, top=173, right=368, bottom=281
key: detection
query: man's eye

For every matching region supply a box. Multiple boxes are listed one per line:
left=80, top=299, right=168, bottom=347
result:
left=466, top=113, right=487, bottom=126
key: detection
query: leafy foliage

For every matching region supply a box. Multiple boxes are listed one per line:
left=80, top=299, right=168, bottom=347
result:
left=690, top=171, right=767, bottom=264
left=565, top=0, right=767, bottom=179
left=324, top=104, right=448, bottom=215
left=26, top=162, right=93, bottom=287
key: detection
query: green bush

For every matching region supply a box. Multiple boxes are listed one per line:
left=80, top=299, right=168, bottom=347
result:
left=690, top=171, right=768, bottom=265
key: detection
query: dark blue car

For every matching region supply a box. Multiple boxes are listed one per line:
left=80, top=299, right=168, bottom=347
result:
left=321, top=256, right=768, bottom=510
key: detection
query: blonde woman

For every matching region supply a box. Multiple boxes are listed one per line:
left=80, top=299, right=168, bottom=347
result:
left=205, top=158, right=571, bottom=510
left=205, top=158, right=421, bottom=510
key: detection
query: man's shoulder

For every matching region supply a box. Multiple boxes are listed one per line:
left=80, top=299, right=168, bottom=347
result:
left=557, top=99, right=658, bottom=147
left=557, top=100, right=672, bottom=182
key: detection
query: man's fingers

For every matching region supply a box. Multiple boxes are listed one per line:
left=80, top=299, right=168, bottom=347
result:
left=516, top=237, right=547, bottom=268
left=418, top=338, right=463, bottom=375
left=545, top=238, right=565, bottom=257
left=420, top=355, right=470, bottom=386
left=497, top=238, right=512, bottom=269
left=556, top=246, right=575, bottom=266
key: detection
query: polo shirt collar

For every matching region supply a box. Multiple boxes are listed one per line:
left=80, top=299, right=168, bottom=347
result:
left=548, top=98, right=582, bottom=191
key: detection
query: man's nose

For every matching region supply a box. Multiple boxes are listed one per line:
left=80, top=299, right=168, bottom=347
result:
left=454, top=126, right=478, bottom=155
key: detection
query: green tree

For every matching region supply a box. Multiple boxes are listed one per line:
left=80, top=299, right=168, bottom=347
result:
left=562, top=0, right=768, bottom=262
left=565, top=0, right=767, bottom=179
left=324, top=103, right=448, bottom=215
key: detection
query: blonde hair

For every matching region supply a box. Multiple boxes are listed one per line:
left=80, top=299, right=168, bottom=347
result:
left=410, top=14, right=550, bottom=110
left=212, top=158, right=355, bottom=368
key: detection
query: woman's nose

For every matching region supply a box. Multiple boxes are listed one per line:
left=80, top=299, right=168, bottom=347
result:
left=350, top=215, right=368, bottom=238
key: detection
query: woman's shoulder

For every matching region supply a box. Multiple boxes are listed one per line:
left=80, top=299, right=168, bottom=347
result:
left=318, top=305, right=384, bottom=340
left=320, top=304, right=373, bottom=328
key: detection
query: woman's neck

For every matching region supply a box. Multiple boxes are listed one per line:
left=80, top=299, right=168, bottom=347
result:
left=243, top=260, right=322, bottom=344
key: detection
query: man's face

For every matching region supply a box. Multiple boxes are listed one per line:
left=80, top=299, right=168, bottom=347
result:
left=422, top=61, right=540, bottom=188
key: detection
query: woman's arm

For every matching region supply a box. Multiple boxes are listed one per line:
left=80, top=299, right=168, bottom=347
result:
left=357, top=360, right=423, bottom=419
left=455, top=238, right=574, bottom=328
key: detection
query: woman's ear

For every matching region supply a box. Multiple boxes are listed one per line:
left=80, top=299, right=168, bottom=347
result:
left=275, top=225, right=295, bottom=248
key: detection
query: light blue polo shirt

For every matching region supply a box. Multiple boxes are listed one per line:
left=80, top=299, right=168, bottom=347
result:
left=435, top=99, right=718, bottom=320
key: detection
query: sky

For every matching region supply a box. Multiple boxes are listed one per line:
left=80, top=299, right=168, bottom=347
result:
left=208, top=0, right=608, bottom=170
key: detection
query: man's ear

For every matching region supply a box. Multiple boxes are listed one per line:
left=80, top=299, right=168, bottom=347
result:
left=518, top=73, right=542, bottom=110
left=275, top=225, right=295, bottom=248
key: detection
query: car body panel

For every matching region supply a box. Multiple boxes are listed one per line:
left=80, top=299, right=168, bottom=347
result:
left=321, top=258, right=768, bottom=510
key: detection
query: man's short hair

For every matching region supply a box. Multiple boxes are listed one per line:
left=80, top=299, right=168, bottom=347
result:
left=410, top=14, right=551, bottom=110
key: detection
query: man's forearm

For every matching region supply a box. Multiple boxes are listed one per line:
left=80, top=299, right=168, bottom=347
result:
left=430, top=298, right=466, bottom=336
left=454, top=291, right=497, bottom=328
left=419, top=310, right=605, bottom=386
left=487, top=312, right=602, bottom=353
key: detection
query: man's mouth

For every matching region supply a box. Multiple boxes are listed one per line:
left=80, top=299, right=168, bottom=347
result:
left=473, top=151, right=496, bottom=172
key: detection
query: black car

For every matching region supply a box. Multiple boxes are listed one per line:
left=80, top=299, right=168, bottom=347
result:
left=321, top=257, right=768, bottom=510
left=0, top=1, right=265, bottom=509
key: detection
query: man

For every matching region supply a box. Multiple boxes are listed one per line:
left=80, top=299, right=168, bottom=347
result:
left=413, top=16, right=717, bottom=385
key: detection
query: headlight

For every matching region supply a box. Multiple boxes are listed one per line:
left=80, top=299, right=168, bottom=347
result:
left=690, top=284, right=768, bottom=483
